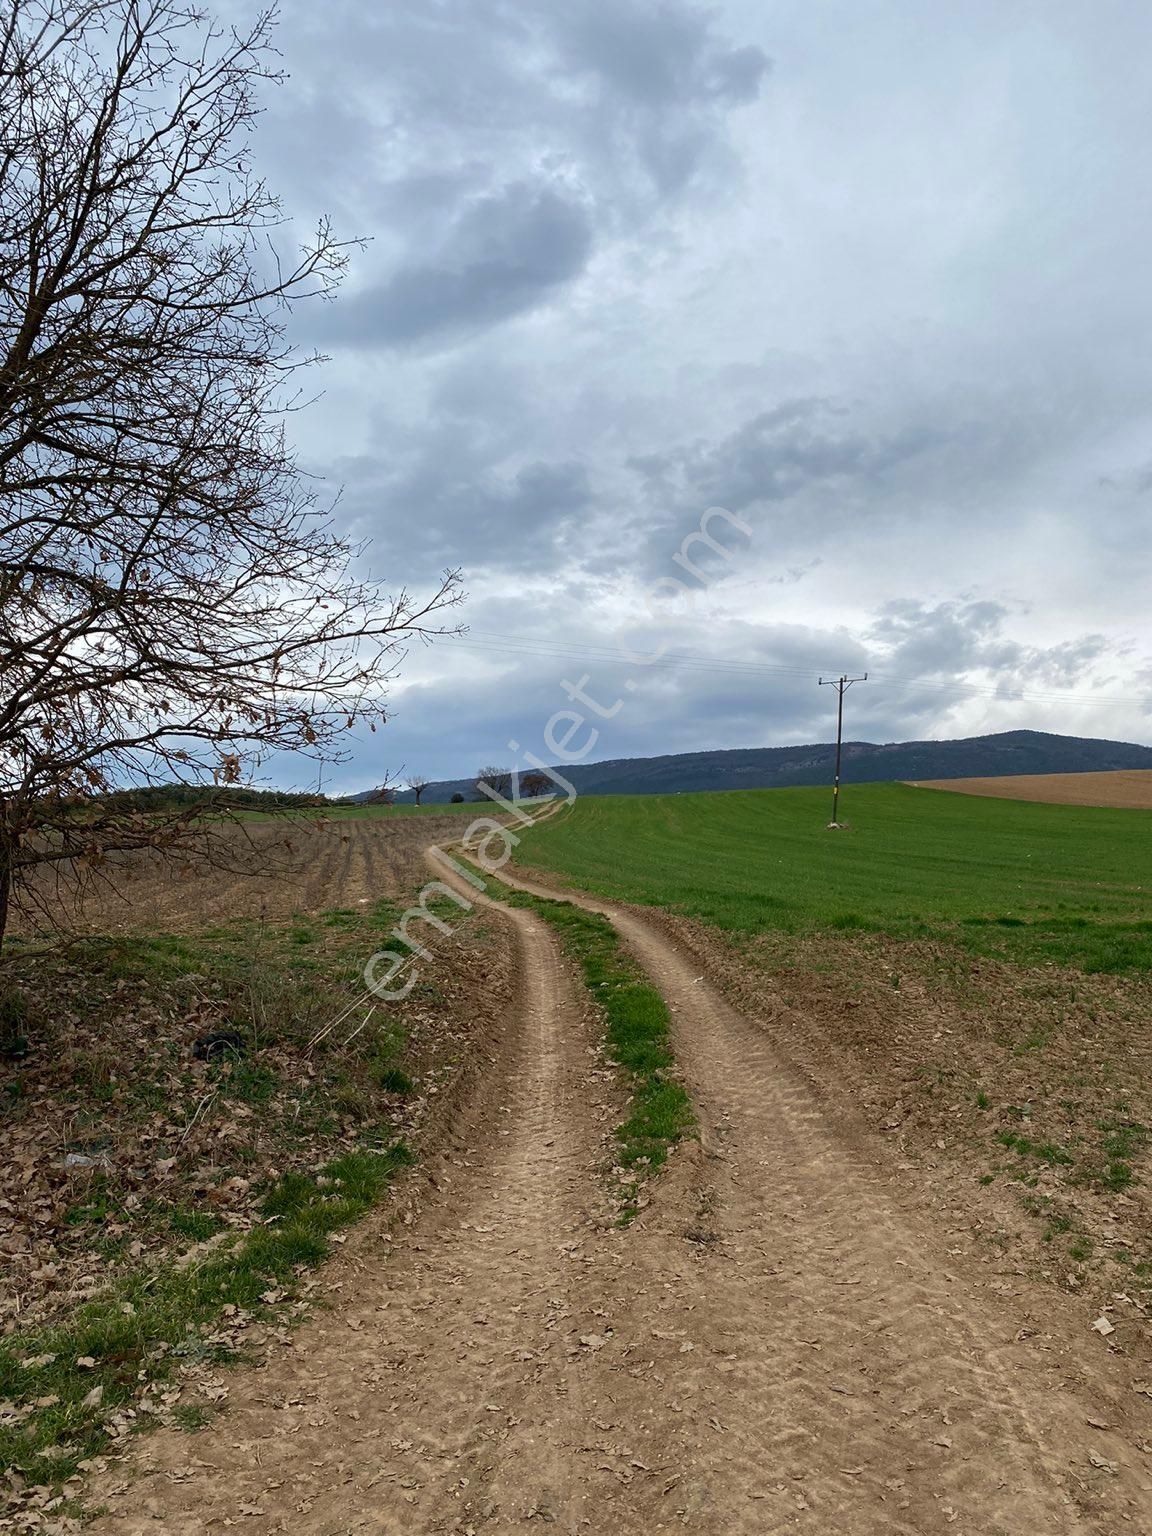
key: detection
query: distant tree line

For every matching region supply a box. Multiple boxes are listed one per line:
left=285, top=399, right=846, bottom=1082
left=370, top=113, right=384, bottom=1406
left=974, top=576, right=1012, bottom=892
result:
left=474, top=768, right=550, bottom=801
left=98, top=784, right=331, bottom=813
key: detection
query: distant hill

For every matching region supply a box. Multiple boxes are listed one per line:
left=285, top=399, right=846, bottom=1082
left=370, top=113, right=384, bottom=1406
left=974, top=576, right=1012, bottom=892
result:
left=362, top=730, right=1152, bottom=805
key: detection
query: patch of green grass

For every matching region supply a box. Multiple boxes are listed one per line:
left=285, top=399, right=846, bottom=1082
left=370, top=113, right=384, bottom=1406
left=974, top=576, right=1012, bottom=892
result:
left=167, top=1206, right=225, bottom=1242
left=1098, top=1118, right=1148, bottom=1162
left=0, top=891, right=431, bottom=1511
left=172, top=1404, right=214, bottom=1432
left=474, top=869, right=694, bottom=1219
left=1102, top=1159, right=1136, bottom=1192
left=375, top=1066, right=414, bottom=1094
left=0, top=1141, right=412, bottom=1492
left=512, top=784, right=1152, bottom=973
left=1095, top=1117, right=1148, bottom=1192
left=220, top=1060, right=279, bottom=1104
left=994, top=1129, right=1074, bottom=1166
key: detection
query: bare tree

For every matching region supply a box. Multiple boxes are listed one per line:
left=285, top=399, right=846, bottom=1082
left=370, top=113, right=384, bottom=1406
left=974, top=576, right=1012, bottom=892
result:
left=407, top=774, right=430, bottom=807
left=0, top=1, right=462, bottom=947
left=475, top=766, right=513, bottom=802
left=522, top=772, right=549, bottom=798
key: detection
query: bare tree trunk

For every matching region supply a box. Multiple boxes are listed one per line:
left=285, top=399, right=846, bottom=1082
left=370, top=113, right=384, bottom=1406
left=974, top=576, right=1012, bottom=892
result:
left=0, top=821, right=14, bottom=955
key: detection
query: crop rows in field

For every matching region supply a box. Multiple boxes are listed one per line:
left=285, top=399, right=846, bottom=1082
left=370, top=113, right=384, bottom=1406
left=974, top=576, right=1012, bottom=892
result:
left=14, top=812, right=471, bottom=936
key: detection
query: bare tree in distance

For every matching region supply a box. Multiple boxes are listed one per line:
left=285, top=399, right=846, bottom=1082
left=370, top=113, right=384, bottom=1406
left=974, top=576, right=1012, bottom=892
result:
left=475, top=766, right=513, bottom=802
left=407, top=775, right=431, bottom=807
left=0, top=1, right=463, bottom=948
left=522, top=772, right=550, bottom=798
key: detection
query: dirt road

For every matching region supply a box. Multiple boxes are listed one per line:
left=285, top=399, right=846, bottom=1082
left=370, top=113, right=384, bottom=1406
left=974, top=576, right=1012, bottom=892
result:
left=90, top=857, right=1151, bottom=1534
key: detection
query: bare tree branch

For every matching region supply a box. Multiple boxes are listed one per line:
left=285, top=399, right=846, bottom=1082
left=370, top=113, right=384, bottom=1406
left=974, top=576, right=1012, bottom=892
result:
left=0, top=1, right=464, bottom=944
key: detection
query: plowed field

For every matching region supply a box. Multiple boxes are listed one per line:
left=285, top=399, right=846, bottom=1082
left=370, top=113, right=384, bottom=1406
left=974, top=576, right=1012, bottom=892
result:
left=12, top=812, right=472, bottom=935
left=912, top=769, right=1152, bottom=808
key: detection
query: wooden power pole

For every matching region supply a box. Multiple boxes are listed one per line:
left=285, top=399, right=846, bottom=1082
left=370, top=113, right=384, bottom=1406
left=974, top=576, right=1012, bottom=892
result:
left=818, top=673, right=868, bottom=826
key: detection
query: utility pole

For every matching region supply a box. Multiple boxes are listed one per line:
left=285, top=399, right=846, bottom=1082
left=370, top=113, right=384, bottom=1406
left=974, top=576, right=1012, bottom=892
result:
left=818, top=673, right=868, bottom=827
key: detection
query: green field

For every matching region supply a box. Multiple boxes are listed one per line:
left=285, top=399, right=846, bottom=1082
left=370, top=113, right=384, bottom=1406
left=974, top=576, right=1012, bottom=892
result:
left=513, top=784, right=1152, bottom=972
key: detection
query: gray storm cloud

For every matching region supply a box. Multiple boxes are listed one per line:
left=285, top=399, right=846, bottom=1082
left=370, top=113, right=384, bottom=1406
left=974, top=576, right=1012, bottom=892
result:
left=323, top=182, right=595, bottom=349
left=239, top=0, right=1151, bottom=786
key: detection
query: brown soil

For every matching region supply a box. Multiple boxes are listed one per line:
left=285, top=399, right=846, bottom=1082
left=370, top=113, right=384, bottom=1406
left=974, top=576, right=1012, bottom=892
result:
left=910, top=771, right=1152, bottom=809
left=81, top=852, right=1152, bottom=1534
left=10, top=813, right=470, bottom=936
left=639, top=919, right=1152, bottom=1318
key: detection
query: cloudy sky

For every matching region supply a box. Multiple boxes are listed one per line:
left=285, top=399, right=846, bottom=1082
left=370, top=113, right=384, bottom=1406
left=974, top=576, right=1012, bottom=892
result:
left=249, top=0, right=1152, bottom=792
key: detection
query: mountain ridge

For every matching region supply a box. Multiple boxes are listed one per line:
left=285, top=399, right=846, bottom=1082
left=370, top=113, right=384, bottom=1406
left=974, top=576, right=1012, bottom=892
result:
left=356, top=729, right=1152, bottom=804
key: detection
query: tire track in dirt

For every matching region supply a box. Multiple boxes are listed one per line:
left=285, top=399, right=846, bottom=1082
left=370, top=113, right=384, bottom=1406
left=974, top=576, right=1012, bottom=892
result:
left=497, top=866, right=1150, bottom=1533
left=86, top=844, right=1149, bottom=1534
left=87, top=867, right=629, bottom=1534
